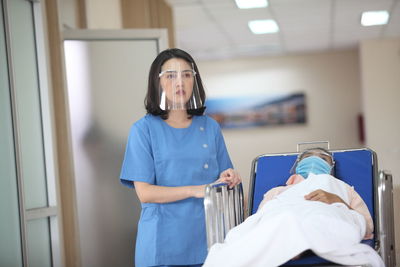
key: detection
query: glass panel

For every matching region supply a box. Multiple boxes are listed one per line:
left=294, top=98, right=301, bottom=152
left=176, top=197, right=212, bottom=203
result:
left=9, top=0, right=48, bottom=209
left=0, top=2, right=23, bottom=266
left=26, top=218, right=52, bottom=267
left=64, top=38, right=157, bottom=267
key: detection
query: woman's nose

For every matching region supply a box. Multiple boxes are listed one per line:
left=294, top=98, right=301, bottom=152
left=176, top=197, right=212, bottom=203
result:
left=175, top=76, right=183, bottom=86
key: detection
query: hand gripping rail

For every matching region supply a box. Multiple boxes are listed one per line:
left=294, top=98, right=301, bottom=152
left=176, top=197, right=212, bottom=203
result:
left=204, top=182, right=244, bottom=250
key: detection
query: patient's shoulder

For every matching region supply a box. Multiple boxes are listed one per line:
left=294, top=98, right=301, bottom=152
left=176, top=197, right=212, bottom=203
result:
left=258, top=186, right=289, bottom=211
left=264, top=186, right=288, bottom=198
left=286, top=174, right=305, bottom=185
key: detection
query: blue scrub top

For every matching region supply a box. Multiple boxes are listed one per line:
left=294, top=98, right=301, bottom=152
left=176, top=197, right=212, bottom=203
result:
left=120, top=114, right=233, bottom=267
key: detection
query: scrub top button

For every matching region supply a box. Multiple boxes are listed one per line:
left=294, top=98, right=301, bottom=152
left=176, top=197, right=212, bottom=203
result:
left=203, top=144, right=208, bottom=148
left=200, top=127, right=204, bottom=131
left=204, top=163, right=209, bottom=169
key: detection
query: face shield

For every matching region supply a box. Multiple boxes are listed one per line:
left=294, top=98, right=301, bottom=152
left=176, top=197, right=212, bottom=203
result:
left=290, top=148, right=335, bottom=174
left=158, top=60, right=203, bottom=111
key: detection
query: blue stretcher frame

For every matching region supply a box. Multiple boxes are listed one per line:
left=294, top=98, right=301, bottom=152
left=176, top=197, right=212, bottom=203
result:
left=247, top=148, right=378, bottom=266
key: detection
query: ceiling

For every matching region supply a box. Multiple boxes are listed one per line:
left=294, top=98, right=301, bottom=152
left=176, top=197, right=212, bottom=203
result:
left=165, top=0, right=400, bottom=61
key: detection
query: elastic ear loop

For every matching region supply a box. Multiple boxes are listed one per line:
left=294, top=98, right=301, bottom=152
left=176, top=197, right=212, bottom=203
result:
left=289, top=156, right=301, bottom=174
left=330, top=159, right=336, bottom=175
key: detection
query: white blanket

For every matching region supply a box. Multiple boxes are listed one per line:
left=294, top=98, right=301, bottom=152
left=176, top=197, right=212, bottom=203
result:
left=203, top=174, right=385, bottom=267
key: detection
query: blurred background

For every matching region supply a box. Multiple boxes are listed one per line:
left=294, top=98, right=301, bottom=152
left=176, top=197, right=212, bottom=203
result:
left=1, top=0, right=399, bottom=266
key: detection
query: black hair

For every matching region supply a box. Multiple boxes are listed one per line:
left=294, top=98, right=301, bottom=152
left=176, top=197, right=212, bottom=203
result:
left=144, top=48, right=206, bottom=120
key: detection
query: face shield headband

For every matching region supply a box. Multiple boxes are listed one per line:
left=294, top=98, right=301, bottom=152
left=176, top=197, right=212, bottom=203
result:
left=158, top=61, right=203, bottom=111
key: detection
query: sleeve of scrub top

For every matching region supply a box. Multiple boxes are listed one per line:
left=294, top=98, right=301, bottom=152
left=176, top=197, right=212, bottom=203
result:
left=120, top=120, right=155, bottom=188
left=214, top=122, right=233, bottom=173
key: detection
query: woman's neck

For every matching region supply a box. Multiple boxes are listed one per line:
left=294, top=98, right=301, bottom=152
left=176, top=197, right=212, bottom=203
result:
left=166, top=110, right=192, bottom=128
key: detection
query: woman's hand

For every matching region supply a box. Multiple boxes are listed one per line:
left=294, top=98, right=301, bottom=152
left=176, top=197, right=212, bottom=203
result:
left=134, top=169, right=241, bottom=203
left=217, top=168, right=242, bottom=188
left=304, top=189, right=350, bottom=208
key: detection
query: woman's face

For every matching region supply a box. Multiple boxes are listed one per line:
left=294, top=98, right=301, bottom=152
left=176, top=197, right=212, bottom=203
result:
left=159, top=58, right=194, bottom=109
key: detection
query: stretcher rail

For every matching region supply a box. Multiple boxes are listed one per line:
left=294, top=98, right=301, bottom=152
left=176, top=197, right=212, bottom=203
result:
left=204, top=182, right=244, bottom=250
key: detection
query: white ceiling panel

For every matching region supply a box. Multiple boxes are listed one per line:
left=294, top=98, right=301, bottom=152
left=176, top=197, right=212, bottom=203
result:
left=165, top=0, right=199, bottom=6
left=384, top=1, right=400, bottom=37
left=201, top=0, right=237, bottom=9
left=168, top=0, right=400, bottom=60
left=285, top=33, right=331, bottom=50
left=207, top=6, right=273, bottom=19
left=272, top=0, right=332, bottom=19
left=173, top=6, right=209, bottom=29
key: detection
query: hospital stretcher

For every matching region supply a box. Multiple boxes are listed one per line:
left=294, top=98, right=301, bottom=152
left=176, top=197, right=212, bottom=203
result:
left=204, top=146, right=396, bottom=267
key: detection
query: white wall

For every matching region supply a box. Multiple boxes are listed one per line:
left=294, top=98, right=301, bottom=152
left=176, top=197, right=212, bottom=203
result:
left=59, top=0, right=78, bottom=28
left=58, top=0, right=122, bottom=29
left=85, top=0, right=121, bottom=29
left=198, top=49, right=363, bottom=194
left=360, top=38, right=400, bottom=262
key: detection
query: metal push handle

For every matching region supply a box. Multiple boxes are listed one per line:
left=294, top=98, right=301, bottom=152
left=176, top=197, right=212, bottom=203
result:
left=297, top=141, right=330, bottom=152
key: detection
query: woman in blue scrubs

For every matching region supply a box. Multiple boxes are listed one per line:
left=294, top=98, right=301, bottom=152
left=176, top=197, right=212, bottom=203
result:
left=120, top=48, right=241, bottom=267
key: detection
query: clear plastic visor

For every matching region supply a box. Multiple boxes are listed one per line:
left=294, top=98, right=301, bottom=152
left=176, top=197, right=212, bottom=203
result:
left=290, top=149, right=335, bottom=174
left=158, top=62, right=203, bottom=111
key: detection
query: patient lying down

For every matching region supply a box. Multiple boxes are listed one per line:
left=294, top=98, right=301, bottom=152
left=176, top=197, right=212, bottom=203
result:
left=203, top=148, right=384, bottom=267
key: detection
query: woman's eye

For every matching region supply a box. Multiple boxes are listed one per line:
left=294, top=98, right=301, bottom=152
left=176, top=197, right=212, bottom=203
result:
left=166, top=73, right=176, bottom=79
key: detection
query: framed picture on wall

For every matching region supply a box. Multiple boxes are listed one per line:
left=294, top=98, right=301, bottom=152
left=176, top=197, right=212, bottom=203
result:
left=205, top=92, right=306, bottom=129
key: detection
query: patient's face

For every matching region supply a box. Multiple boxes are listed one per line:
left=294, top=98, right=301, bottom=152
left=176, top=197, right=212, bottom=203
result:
left=299, top=151, right=333, bottom=166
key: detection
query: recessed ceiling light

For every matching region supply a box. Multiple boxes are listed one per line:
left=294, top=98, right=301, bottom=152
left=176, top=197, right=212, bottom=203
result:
left=235, top=0, right=268, bottom=9
left=248, top=19, right=279, bottom=34
left=361, top=10, right=389, bottom=26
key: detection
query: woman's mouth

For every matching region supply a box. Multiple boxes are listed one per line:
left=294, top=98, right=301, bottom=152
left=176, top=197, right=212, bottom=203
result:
left=176, top=89, right=186, bottom=96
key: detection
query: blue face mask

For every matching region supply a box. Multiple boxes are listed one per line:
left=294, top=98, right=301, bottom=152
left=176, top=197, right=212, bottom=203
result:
left=295, top=156, right=332, bottom=178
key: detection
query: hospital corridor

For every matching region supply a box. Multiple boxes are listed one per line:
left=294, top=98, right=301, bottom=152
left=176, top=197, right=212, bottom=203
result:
left=1, top=0, right=399, bottom=266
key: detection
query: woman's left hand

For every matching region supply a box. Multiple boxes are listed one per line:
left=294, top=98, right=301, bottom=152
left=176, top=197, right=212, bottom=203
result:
left=217, top=168, right=242, bottom=188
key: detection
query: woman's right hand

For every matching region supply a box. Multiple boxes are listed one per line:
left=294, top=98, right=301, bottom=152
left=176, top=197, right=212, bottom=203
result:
left=217, top=168, right=242, bottom=188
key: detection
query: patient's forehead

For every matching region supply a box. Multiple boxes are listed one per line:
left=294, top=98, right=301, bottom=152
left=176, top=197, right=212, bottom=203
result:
left=300, top=150, right=333, bottom=165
